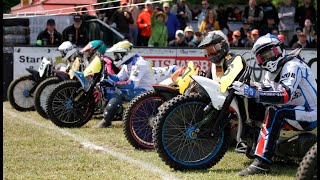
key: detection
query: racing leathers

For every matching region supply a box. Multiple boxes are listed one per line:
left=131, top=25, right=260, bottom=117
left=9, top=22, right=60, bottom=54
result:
left=96, top=54, right=156, bottom=127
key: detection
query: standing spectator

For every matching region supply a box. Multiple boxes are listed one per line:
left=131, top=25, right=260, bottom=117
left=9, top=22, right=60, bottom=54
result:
left=240, top=20, right=251, bottom=42
left=148, top=11, right=168, bottom=47
left=295, top=0, right=316, bottom=28
left=278, top=0, right=295, bottom=47
left=303, top=19, right=316, bottom=44
left=258, top=0, right=279, bottom=26
left=226, top=5, right=235, bottom=21
left=62, top=14, right=88, bottom=46
left=163, top=2, right=180, bottom=42
left=233, top=7, right=242, bottom=21
left=199, top=9, right=220, bottom=33
left=309, top=32, right=317, bottom=48
left=230, top=30, right=244, bottom=47
left=260, top=16, right=279, bottom=36
left=101, top=1, right=120, bottom=23
left=289, top=27, right=303, bottom=47
left=271, top=28, right=280, bottom=36
left=188, top=31, right=203, bottom=47
left=170, top=0, right=192, bottom=31
left=203, top=24, right=214, bottom=36
left=242, top=30, right=252, bottom=47
left=292, top=32, right=312, bottom=48
left=168, top=30, right=188, bottom=47
left=216, top=3, right=228, bottom=30
left=184, top=25, right=194, bottom=43
left=137, top=0, right=153, bottom=46
left=128, top=0, right=141, bottom=46
left=197, top=0, right=211, bottom=30
left=242, top=0, right=264, bottom=29
left=110, top=2, right=134, bottom=39
left=36, top=19, right=62, bottom=46
left=191, top=6, right=201, bottom=21
left=245, top=28, right=259, bottom=47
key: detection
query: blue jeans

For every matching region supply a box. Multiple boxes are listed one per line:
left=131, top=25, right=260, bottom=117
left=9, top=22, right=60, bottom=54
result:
left=129, top=27, right=138, bottom=46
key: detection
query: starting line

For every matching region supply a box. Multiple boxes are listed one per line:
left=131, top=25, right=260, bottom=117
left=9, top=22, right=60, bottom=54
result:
left=3, top=107, right=178, bottom=180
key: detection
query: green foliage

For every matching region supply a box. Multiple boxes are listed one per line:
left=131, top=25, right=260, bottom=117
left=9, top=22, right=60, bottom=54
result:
left=3, top=0, right=20, bottom=13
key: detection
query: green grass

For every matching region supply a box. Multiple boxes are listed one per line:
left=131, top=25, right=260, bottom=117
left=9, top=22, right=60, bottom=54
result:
left=3, top=102, right=298, bottom=180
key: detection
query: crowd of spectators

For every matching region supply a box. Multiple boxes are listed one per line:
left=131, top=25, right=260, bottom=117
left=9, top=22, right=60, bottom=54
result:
left=36, top=0, right=317, bottom=49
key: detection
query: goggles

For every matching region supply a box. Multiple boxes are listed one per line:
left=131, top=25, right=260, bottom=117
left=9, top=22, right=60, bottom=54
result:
left=256, top=46, right=282, bottom=66
left=202, top=42, right=223, bottom=57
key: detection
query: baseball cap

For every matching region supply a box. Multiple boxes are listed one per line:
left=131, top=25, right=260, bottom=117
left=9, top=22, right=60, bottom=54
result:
left=176, top=30, right=184, bottom=37
left=74, top=14, right=82, bottom=22
left=163, top=2, right=170, bottom=8
left=251, top=29, right=259, bottom=35
left=184, top=25, right=194, bottom=33
left=47, top=19, right=55, bottom=25
left=233, top=30, right=241, bottom=37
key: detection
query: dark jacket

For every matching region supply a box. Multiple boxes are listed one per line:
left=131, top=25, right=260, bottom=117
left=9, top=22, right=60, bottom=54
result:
left=259, top=2, right=280, bottom=25
left=37, top=29, right=62, bottom=46
left=62, top=25, right=89, bottom=46
left=168, top=39, right=188, bottom=47
left=109, top=9, right=134, bottom=34
left=242, top=5, right=264, bottom=29
left=295, top=5, right=317, bottom=28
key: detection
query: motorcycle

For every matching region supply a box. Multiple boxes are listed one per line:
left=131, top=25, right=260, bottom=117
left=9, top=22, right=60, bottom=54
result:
left=296, top=143, right=317, bottom=180
left=122, top=61, right=204, bottom=150
left=7, top=56, right=69, bottom=111
left=33, top=54, right=88, bottom=119
left=46, top=53, right=139, bottom=128
left=153, top=54, right=317, bottom=170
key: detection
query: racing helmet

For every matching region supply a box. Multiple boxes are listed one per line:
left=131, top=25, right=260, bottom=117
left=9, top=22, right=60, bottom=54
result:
left=58, top=41, right=77, bottom=61
left=252, top=33, right=286, bottom=73
left=198, top=30, right=230, bottom=64
left=106, top=40, right=134, bottom=67
left=80, top=40, right=107, bottom=57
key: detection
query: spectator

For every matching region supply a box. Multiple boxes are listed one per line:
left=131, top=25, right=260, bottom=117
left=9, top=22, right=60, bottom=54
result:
left=148, top=11, right=168, bottom=47
left=239, top=20, right=251, bottom=42
left=277, top=34, right=289, bottom=47
left=303, top=19, right=316, bottom=44
left=62, top=14, right=88, bottom=46
left=226, top=5, right=235, bottom=21
left=199, top=9, right=220, bottom=33
left=188, top=31, right=203, bottom=47
left=233, top=7, right=242, bottom=21
left=258, top=0, right=279, bottom=26
left=137, top=0, right=153, bottom=46
left=292, top=32, right=312, bottom=48
left=184, top=25, right=194, bottom=43
left=216, top=3, right=228, bottom=30
left=309, top=32, right=317, bottom=48
left=191, top=5, right=201, bottom=21
left=230, top=30, right=244, bottom=47
left=242, top=29, right=252, bottom=47
left=197, top=0, right=211, bottom=29
left=245, top=28, right=259, bottom=47
left=295, top=0, right=316, bottom=28
left=278, top=0, right=295, bottom=47
left=203, top=24, right=214, bottom=36
left=168, top=30, right=188, bottom=47
left=128, top=0, right=141, bottom=46
left=289, top=27, right=303, bottom=47
left=271, top=28, right=280, bottom=36
left=163, top=2, right=180, bottom=42
left=101, top=1, right=120, bottom=23
left=260, top=16, right=279, bottom=36
left=170, top=0, right=192, bottom=31
left=242, top=0, right=264, bottom=30
left=36, top=19, right=62, bottom=46
left=109, top=2, right=134, bottom=39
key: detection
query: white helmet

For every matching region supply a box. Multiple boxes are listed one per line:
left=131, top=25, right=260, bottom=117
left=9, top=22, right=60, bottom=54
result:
left=252, top=33, right=286, bottom=73
left=58, top=41, right=77, bottom=61
left=106, top=40, right=135, bottom=67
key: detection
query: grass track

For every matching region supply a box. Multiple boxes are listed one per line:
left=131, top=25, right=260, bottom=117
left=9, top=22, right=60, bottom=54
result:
left=3, top=102, right=298, bottom=180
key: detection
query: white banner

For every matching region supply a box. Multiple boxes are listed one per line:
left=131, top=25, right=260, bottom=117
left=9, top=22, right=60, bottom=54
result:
left=13, top=47, right=317, bottom=82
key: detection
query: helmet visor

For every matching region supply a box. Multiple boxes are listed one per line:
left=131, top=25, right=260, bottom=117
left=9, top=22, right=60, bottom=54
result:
left=60, top=49, right=67, bottom=58
left=202, top=43, right=222, bottom=57
left=256, top=46, right=281, bottom=66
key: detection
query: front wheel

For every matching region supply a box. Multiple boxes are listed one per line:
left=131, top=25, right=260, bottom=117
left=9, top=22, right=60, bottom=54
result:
left=296, top=143, right=317, bottom=180
left=123, top=91, right=167, bottom=150
left=153, top=93, right=231, bottom=170
left=34, top=77, right=62, bottom=119
left=46, top=80, right=95, bottom=128
left=7, top=75, right=36, bottom=111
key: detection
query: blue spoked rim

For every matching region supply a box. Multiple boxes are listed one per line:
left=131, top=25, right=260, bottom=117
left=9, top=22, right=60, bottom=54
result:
left=162, top=101, right=224, bottom=166
left=130, top=96, right=165, bottom=148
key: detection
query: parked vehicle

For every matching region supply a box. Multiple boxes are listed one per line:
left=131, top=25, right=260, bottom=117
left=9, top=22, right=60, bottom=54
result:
left=296, top=143, right=317, bottom=180
left=153, top=54, right=317, bottom=170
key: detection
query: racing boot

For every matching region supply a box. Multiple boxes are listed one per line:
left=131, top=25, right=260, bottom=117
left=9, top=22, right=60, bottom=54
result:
left=239, top=158, right=270, bottom=176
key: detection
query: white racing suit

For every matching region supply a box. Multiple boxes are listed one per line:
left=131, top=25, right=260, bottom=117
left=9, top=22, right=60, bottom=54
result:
left=152, top=65, right=180, bottom=84
left=253, top=56, right=317, bottom=163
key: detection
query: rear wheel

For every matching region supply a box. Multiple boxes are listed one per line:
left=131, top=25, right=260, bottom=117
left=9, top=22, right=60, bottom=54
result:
left=7, top=75, right=35, bottom=111
left=123, top=91, right=167, bottom=150
left=34, top=77, right=62, bottom=119
left=153, top=93, right=231, bottom=170
left=46, top=80, right=95, bottom=128
left=296, top=143, right=317, bottom=180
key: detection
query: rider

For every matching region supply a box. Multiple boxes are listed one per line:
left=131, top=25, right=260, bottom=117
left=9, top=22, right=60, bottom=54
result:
left=232, top=33, right=317, bottom=176
left=95, top=40, right=156, bottom=128
left=58, top=41, right=78, bottom=61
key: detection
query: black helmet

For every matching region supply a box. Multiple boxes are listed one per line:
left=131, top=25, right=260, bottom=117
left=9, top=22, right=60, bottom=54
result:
left=198, top=30, right=230, bottom=64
